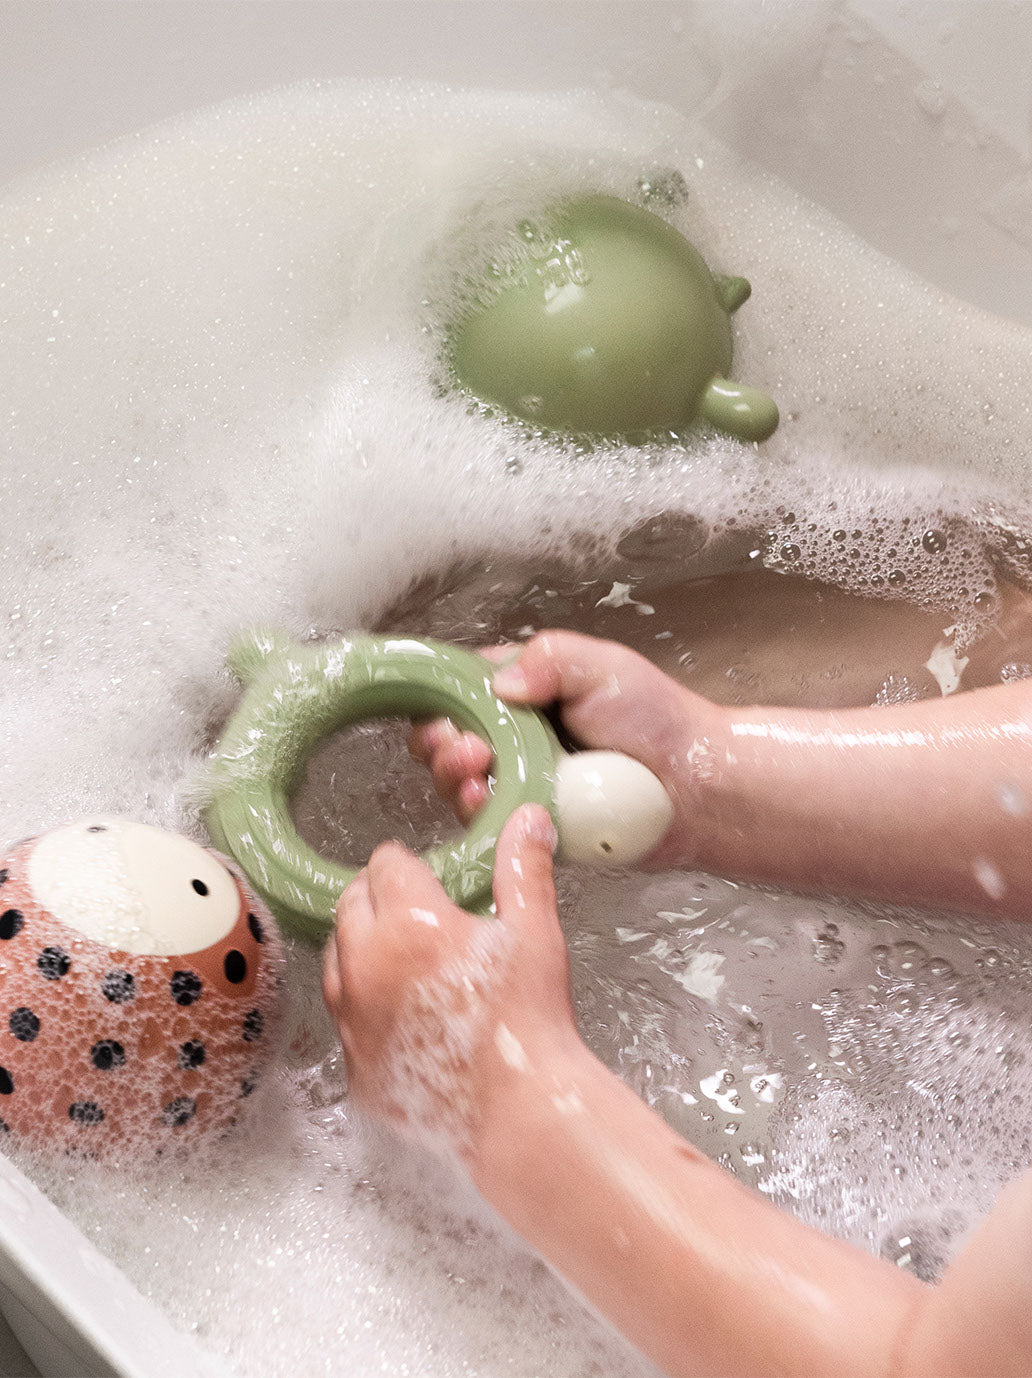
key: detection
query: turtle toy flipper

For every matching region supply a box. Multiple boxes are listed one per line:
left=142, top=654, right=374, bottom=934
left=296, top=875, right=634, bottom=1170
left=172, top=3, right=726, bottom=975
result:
left=714, top=274, right=752, bottom=313
left=449, top=194, right=779, bottom=443
left=700, top=378, right=780, bottom=443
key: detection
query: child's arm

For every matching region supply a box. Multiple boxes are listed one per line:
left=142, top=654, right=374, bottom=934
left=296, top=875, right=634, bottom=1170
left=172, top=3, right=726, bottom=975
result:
left=323, top=807, right=926, bottom=1378
left=326, top=809, right=1032, bottom=1377
left=681, top=678, right=1032, bottom=918
left=414, top=630, right=1032, bottom=919
left=474, top=1001, right=924, bottom=1378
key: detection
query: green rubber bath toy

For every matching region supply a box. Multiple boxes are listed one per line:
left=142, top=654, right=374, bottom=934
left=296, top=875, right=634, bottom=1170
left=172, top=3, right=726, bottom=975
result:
left=450, top=195, right=779, bottom=443
left=205, top=630, right=674, bottom=941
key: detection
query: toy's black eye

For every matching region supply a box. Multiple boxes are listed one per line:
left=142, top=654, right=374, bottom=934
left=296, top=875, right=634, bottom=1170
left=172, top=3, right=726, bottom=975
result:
left=224, top=950, right=247, bottom=984
left=191, top=879, right=209, bottom=896
left=600, top=840, right=613, bottom=854
left=0, top=910, right=24, bottom=940
left=86, top=825, right=107, bottom=833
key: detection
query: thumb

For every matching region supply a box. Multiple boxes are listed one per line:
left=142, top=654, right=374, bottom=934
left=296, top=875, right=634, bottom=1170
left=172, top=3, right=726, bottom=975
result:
left=492, top=804, right=560, bottom=940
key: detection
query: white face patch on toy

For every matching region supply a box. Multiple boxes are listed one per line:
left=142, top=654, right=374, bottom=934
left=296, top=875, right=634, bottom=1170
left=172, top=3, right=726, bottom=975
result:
left=27, top=818, right=240, bottom=956
left=1, top=819, right=284, bottom=1156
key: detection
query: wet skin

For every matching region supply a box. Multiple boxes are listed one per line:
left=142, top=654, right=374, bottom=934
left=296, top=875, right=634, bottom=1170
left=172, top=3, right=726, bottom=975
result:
left=324, top=619, right=1032, bottom=1378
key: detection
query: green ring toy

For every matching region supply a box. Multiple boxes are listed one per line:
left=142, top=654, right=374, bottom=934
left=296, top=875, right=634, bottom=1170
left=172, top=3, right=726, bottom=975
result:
left=204, top=631, right=558, bottom=940
left=204, top=630, right=674, bottom=942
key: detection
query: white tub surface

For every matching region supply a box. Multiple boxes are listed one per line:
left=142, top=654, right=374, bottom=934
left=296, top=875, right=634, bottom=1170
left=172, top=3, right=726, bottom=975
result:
left=0, top=1153, right=230, bottom=1378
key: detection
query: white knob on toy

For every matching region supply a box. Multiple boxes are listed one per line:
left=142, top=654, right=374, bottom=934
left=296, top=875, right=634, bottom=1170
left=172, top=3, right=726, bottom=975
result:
left=553, top=751, right=674, bottom=867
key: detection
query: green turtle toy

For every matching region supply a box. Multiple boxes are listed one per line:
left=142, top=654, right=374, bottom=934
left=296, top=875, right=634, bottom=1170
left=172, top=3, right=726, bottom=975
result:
left=450, top=194, right=778, bottom=443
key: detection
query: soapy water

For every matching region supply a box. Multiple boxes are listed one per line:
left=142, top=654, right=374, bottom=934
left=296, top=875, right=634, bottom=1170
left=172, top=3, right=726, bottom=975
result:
left=298, top=559, right=1032, bottom=1259
left=4, top=75, right=1032, bottom=1376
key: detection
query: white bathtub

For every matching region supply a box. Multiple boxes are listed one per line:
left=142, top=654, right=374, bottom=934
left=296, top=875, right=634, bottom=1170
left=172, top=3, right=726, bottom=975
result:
left=1, top=2, right=1030, bottom=1373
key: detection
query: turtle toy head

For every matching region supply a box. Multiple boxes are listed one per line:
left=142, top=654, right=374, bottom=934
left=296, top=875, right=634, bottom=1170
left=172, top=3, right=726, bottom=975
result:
left=449, top=194, right=778, bottom=444
left=554, top=750, right=674, bottom=867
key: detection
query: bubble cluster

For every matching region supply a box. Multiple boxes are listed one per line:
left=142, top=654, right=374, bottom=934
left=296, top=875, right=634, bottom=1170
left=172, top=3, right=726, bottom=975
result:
left=2, top=70, right=1032, bottom=1378
left=763, top=503, right=1003, bottom=642
left=762, top=963, right=1032, bottom=1280
left=378, top=922, right=516, bottom=1160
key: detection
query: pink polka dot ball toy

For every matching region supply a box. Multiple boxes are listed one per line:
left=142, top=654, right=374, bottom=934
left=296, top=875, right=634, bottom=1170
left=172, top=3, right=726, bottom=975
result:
left=0, top=817, right=284, bottom=1156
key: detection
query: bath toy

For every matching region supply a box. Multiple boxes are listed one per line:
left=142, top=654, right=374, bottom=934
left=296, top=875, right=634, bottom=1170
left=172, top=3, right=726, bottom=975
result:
left=0, top=818, right=283, bottom=1155
left=204, top=630, right=674, bottom=940
left=449, top=194, right=779, bottom=442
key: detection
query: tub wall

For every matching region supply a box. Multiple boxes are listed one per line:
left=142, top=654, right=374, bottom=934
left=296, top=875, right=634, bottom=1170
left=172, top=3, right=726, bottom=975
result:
left=3, top=0, right=1032, bottom=325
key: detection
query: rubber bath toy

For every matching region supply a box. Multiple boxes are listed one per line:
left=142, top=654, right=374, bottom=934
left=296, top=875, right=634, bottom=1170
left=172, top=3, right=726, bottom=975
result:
left=204, top=630, right=674, bottom=940
left=0, top=818, right=283, bottom=1155
left=450, top=194, right=778, bottom=442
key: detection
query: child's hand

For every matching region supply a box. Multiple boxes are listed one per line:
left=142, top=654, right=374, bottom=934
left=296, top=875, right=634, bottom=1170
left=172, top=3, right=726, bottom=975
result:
left=410, top=630, right=718, bottom=866
left=322, top=805, right=940, bottom=1378
left=321, top=803, right=579, bottom=1164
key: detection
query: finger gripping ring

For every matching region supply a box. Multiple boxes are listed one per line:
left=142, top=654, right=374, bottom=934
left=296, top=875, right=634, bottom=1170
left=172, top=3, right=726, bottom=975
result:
left=203, top=630, right=558, bottom=941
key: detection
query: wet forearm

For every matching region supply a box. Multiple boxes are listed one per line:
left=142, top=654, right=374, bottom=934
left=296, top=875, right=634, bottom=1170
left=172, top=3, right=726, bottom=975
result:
left=471, top=1037, right=923, bottom=1378
left=679, top=681, right=1032, bottom=918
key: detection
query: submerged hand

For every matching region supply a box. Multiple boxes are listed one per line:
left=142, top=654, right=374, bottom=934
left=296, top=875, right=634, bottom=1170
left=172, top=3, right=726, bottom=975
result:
left=322, top=803, right=577, bottom=1162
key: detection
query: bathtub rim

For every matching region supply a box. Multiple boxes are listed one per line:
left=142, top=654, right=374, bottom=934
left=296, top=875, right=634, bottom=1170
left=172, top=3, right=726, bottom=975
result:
left=0, top=1149, right=231, bottom=1378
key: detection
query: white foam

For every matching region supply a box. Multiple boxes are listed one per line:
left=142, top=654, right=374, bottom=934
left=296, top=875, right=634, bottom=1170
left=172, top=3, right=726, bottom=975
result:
left=3, top=74, right=1032, bottom=1376
left=377, top=921, right=515, bottom=1160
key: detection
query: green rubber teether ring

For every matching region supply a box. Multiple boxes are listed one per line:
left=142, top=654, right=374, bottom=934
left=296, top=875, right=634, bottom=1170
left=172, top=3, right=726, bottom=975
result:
left=203, top=631, right=559, bottom=941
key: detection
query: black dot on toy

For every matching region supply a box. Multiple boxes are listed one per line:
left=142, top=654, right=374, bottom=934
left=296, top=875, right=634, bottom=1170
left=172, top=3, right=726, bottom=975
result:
left=191, top=878, right=209, bottom=896
left=163, top=1096, right=196, bottom=1127
left=242, top=1009, right=263, bottom=1043
left=0, top=870, right=8, bottom=886
left=177, top=1040, right=206, bottom=1070
left=37, top=946, right=70, bottom=980
left=90, top=1040, right=126, bottom=1071
left=240, top=1072, right=258, bottom=1098
left=69, top=1101, right=104, bottom=1125
left=170, top=970, right=202, bottom=1006
left=86, top=825, right=107, bottom=833
left=223, top=950, right=247, bottom=984
left=0, top=909, right=24, bottom=940
left=101, top=969, right=136, bottom=1004
left=0, top=1118, right=8, bottom=1133
left=247, top=913, right=264, bottom=944
left=9, top=1007, right=39, bottom=1042
left=0, top=1067, right=13, bottom=1096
